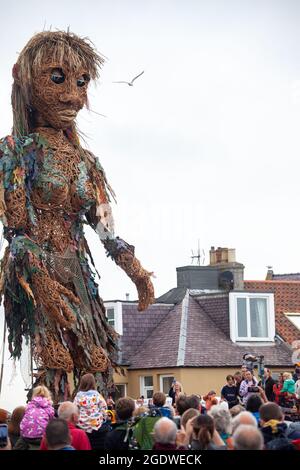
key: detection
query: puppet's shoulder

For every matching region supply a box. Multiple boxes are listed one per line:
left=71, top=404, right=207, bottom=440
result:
left=0, top=133, right=47, bottom=157
left=82, top=148, right=116, bottom=203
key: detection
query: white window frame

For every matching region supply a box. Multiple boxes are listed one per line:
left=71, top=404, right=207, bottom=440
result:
left=140, top=376, right=154, bottom=399
left=159, top=375, right=175, bottom=394
left=104, top=301, right=123, bottom=335
left=229, top=292, right=275, bottom=342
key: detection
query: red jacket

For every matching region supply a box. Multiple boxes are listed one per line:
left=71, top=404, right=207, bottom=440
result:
left=40, top=422, right=91, bottom=450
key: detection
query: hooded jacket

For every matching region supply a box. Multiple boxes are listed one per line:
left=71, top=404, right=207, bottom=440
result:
left=20, top=397, right=54, bottom=439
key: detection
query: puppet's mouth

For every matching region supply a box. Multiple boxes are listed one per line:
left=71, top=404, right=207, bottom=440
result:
left=58, top=109, right=78, bottom=120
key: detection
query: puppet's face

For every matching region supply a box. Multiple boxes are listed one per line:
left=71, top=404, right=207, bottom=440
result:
left=31, top=61, right=90, bottom=130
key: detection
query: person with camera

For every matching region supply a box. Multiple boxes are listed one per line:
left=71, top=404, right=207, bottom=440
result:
left=168, top=380, right=183, bottom=406
left=239, top=370, right=262, bottom=405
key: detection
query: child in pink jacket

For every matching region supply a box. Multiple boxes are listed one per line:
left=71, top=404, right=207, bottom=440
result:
left=20, top=386, right=55, bottom=439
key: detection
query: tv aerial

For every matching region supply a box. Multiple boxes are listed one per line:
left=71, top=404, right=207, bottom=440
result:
left=191, top=240, right=205, bottom=266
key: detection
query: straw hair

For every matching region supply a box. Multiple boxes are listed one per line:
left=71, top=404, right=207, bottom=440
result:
left=11, top=30, right=105, bottom=137
left=32, top=385, right=52, bottom=401
left=282, top=372, right=292, bottom=380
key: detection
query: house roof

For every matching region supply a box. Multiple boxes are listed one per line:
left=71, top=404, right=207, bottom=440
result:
left=272, top=273, right=300, bottom=281
left=244, top=280, right=300, bottom=344
left=125, top=291, right=292, bottom=369
left=156, top=287, right=224, bottom=305
left=120, top=303, right=174, bottom=365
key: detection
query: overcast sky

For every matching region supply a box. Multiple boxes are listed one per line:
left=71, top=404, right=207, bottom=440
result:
left=1, top=0, right=300, bottom=410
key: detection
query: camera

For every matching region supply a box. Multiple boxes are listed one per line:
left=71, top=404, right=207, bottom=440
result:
left=248, top=386, right=259, bottom=393
left=0, top=424, right=8, bottom=448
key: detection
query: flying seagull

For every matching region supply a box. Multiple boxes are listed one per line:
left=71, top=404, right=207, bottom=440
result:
left=113, top=71, right=144, bottom=86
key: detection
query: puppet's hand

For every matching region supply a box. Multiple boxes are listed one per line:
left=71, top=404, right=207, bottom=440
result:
left=135, top=268, right=155, bottom=311
left=32, top=270, right=80, bottom=328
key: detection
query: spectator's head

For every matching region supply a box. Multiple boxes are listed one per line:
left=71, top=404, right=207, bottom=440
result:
left=278, top=373, right=284, bottom=384
left=234, top=372, right=242, bottom=384
left=192, top=415, right=215, bottom=449
left=32, top=385, right=52, bottom=401
left=203, top=391, right=216, bottom=401
left=58, top=402, right=79, bottom=424
left=218, top=401, right=229, bottom=411
left=246, top=394, right=263, bottom=413
left=0, top=409, right=10, bottom=424
left=174, top=381, right=183, bottom=393
left=78, top=373, right=96, bottom=392
left=153, top=417, right=177, bottom=445
left=264, top=368, right=272, bottom=379
left=226, top=375, right=235, bottom=386
left=233, top=425, right=264, bottom=450
left=241, top=365, right=248, bottom=378
left=175, top=394, right=190, bottom=416
left=115, top=397, right=135, bottom=421
left=133, top=406, right=149, bottom=418
left=209, top=405, right=232, bottom=435
left=244, top=370, right=254, bottom=382
left=187, top=394, right=201, bottom=411
left=282, top=372, right=292, bottom=381
left=8, top=406, right=25, bottom=435
left=152, top=392, right=166, bottom=407
left=232, top=411, right=257, bottom=433
left=259, top=402, right=284, bottom=425
left=230, top=405, right=244, bottom=418
left=181, top=408, right=200, bottom=430
left=45, top=419, right=72, bottom=450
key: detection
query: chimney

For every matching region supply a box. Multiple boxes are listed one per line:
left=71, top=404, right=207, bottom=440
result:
left=266, top=267, right=273, bottom=280
left=209, top=247, right=236, bottom=265
left=125, top=293, right=130, bottom=301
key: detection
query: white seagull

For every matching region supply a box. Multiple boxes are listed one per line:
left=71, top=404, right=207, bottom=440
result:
left=113, top=71, right=144, bottom=86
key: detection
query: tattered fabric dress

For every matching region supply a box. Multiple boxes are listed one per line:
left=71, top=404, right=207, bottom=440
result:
left=0, top=130, right=132, bottom=395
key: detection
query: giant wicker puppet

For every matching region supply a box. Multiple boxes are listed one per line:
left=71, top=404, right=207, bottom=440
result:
left=0, top=31, right=154, bottom=398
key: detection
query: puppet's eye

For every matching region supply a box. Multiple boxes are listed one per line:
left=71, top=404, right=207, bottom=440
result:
left=51, top=68, right=65, bottom=84
left=77, top=74, right=90, bottom=87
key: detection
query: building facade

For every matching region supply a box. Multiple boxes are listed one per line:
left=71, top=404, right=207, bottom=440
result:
left=107, top=248, right=298, bottom=399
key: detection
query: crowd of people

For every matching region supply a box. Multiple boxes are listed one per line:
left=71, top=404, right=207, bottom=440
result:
left=1, top=366, right=300, bottom=451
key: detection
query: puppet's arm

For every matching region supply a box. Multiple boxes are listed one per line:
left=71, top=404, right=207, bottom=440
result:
left=85, top=151, right=155, bottom=311
left=102, top=236, right=155, bottom=311
left=0, top=136, right=28, bottom=229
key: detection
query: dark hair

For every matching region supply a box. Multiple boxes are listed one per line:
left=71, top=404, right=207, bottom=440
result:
left=192, top=415, right=215, bottom=449
left=181, top=408, right=200, bottom=429
left=187, top=394, right=201, bottom=410
left=175, top=395, right=190, bottom=416
left=226, top=375, right=234, bottom=381
left=79, top=373, right=96, bottom=392
left=115, top=398, right=135, bottom=421
left=8, top=406, right=25, bottom=436
left=246, top=394, right=263, bottom=413
left=45, top=418, right=71, bottom=448
left=152, top=392, right=166, bottom=407
left=259, top=403, right=283, bottom=422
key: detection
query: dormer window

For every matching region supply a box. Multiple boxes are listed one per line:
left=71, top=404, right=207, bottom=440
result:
left=229, top=292, right=275, bottom=342
left=285, top=313, right=300, bottom=331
